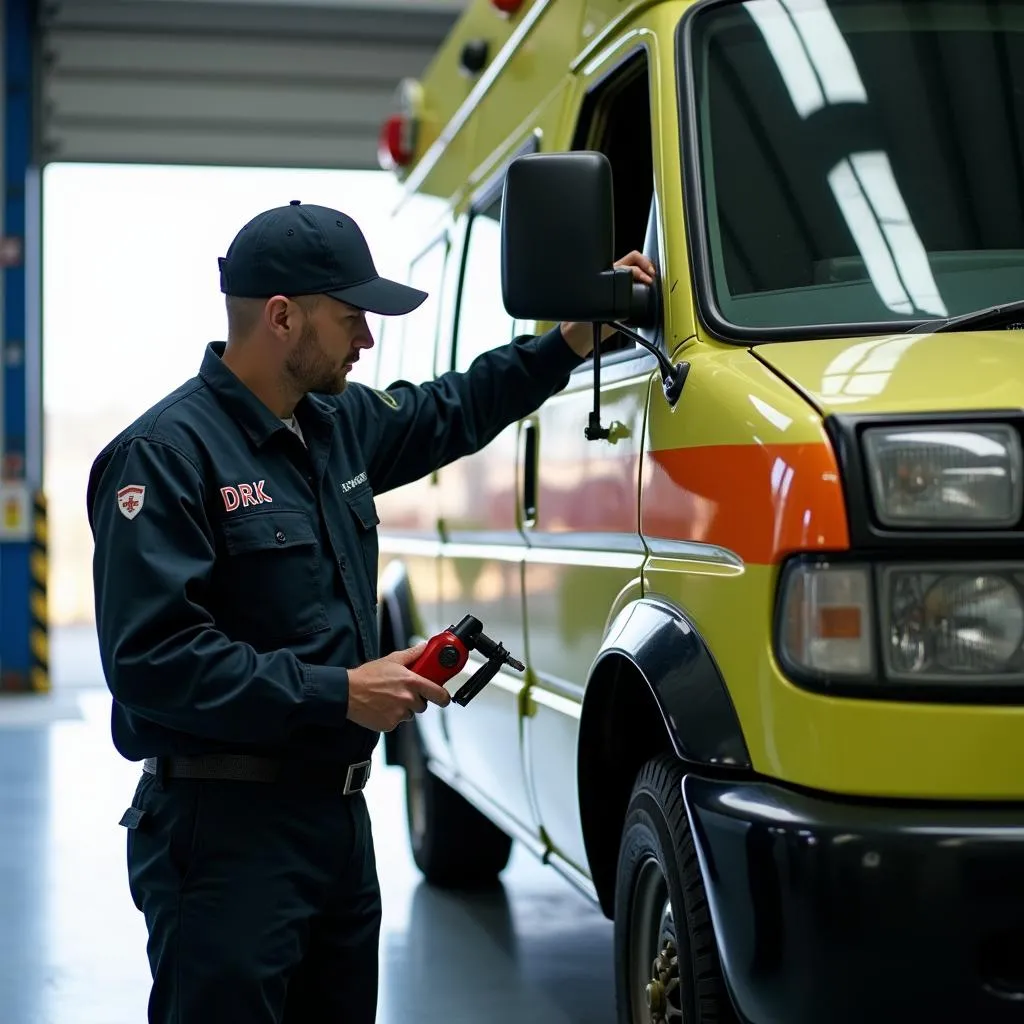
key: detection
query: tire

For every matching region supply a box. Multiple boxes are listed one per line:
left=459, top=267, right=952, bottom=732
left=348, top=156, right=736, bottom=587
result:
left=614, top=754, right=738, bottom=1024
left=399, top=723, right=514, bottom=889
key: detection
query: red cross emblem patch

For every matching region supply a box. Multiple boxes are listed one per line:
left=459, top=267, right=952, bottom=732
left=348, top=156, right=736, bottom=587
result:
left=117, top=485, right=146, bottom=520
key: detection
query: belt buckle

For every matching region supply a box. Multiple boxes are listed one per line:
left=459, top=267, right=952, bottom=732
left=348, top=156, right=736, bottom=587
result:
left=343, top=759, right=372, bottom=795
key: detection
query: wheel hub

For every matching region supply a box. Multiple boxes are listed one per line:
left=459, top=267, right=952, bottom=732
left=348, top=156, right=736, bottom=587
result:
left=646, top=980, right=665, bottom=1014
left=648, top=937, right=681, bottom=1024
left=630, top=858, right=685, bottom=1024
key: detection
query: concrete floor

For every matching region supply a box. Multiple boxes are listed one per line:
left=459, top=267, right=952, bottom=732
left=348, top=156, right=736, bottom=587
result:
left=0, top=626, right=616, bottom=1024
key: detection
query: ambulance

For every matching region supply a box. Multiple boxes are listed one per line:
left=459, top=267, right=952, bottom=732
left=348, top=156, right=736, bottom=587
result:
left=367, top=0, right=1024, bottom=1020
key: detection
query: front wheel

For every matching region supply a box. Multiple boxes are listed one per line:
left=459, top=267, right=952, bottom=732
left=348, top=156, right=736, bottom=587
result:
left=614, top=754, right=738, bottom=1024
left=399, top=722, right=513, bottom=890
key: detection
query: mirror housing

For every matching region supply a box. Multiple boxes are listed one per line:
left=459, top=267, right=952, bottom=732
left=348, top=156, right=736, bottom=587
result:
left=499, top=150, right=688, bottom=435
left=500, top=151, right=648, bottom=323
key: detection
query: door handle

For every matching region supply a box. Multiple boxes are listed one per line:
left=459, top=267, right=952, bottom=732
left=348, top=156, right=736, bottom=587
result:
left=522, top=422, right=538, bottom=528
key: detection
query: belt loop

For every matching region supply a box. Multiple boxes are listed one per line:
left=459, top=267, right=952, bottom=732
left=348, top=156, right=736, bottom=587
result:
left=154, top=756, right=167, bottom=791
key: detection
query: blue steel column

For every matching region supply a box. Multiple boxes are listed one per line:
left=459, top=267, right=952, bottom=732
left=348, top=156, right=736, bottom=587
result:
left=1, top=0, right=46, bottom=693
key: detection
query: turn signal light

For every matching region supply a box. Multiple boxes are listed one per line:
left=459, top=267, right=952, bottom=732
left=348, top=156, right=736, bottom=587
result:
left=491, top=0, right=523, bottom=14
left=816, top=605, right=862, bottom=640
left=779, top=563, right=874, bottom=678
left=377, top=114, right=413, bottom=171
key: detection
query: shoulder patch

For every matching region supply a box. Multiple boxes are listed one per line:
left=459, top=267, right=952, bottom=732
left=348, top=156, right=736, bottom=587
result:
left=372, top=389, right=399, bottom=410
left=117, top=485, right=146, bottom=520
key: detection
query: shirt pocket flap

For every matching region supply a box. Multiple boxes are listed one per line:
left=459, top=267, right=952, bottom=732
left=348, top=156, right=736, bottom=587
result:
left=221, top=510, right=317, bottom=555
left=345, top=488, right=380, bottom=531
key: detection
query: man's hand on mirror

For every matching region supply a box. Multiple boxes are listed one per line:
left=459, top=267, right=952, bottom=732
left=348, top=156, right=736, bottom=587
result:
left=559, top=251, right=656, bottom=358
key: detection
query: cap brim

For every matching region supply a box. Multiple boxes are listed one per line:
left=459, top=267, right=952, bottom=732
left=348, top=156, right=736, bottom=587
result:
left=326, top=276, right=427, bottom=316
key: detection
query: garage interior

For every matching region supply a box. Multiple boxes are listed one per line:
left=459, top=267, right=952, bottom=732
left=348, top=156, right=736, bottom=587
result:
left=0, top=1, right=615, bottom=1020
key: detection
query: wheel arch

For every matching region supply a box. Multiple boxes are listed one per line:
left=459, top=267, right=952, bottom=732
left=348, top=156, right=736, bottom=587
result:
left=577, top=597, right=751, bottom=916
left=377, top=559, right=420, bottom=766
left=378, top=559, right=418, bottom=653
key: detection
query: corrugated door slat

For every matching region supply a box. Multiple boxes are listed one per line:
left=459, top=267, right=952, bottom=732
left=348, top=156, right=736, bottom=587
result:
left=38, top=0, right=462, bottom=170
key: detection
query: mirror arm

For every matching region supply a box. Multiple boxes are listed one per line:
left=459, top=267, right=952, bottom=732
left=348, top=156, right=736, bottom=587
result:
left=584, top=322, right=611, bottom=441
left=584, top=322, right=690, bottom=443
left=608, top=321, right=690, bottom=406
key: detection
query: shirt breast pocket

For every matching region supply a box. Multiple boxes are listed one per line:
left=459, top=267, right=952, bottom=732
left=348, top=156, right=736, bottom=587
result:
left=217, top=509, right=329, bottom=645
left=344, top=485, right=381, bottom=593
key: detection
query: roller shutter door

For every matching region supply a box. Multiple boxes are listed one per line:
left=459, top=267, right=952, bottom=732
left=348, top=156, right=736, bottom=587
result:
left=37, top=0, right=463, bottom=170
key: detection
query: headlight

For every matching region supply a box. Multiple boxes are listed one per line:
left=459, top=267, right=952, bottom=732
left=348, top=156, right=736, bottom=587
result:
left=883, top=566, right=1024, bottom=682
left=779, top=563, right=874, bottom=679
left=777, top=560, right=1024, bottom=690
left=863, top=424, right=1022, bottom=527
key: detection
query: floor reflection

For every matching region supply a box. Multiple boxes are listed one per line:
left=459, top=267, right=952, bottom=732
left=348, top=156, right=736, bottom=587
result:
left=0, top=730, right=51, bottom=1024
left=0, top=625, right=616, bottom=1024
left=379, top=878, right=615, bottom=1024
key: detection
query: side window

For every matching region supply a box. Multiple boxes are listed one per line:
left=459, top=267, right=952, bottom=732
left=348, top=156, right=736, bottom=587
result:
left=375, top=236, right=448, bottom=387
left=572, top=50, right=655, bottom=357
left=454, top=197, right=517, bottom=373
left=398, top=237, right=448, bottom=384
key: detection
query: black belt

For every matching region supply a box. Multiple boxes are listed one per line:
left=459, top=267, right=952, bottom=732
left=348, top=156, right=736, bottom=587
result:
left=142, top=754, right=372, bottom=795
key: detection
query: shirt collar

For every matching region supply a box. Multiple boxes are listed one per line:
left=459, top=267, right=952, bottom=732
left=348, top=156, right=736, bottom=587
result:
left=199, top=342, right=335, bottom=447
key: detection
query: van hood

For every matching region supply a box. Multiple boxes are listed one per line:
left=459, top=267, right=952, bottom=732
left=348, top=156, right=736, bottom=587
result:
left=753, top=330, right=1024, bottom=416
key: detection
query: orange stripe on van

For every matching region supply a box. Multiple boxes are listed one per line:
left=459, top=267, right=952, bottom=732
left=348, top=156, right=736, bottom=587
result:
left=642, top=443, right=849, bottom=564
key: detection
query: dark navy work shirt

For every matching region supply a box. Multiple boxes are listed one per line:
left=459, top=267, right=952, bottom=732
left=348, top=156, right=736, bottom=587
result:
left=87, top=327, right=582, bottom=765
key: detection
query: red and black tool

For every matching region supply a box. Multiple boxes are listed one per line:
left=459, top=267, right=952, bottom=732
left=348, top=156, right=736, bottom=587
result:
left=411, top=613, right=525, bottom=707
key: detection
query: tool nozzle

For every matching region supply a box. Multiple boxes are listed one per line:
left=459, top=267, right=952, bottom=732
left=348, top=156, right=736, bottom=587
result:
left=505, top=655, right=526, bottom=673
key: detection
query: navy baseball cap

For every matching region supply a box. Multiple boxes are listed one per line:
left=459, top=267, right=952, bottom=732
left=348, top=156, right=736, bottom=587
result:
left=218, top=200, right=427, bottom=316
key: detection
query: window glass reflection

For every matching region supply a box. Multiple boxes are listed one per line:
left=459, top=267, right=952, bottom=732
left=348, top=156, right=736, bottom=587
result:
left=689, top=0, right=1024, bottom=329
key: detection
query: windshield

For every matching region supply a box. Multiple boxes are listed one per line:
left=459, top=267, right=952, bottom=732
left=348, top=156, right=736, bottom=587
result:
left=681, top=0, right=1024, bottom=338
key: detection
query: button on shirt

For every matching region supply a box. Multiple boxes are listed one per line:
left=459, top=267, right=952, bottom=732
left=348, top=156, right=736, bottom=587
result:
left=87, top=327, right=583, bottom=767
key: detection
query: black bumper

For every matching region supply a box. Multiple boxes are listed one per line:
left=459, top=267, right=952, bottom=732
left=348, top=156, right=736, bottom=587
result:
left=684, top=776, right=1024, bottom=1024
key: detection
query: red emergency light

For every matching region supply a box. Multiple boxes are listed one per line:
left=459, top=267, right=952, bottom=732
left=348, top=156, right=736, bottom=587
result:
left=491, top=0, right=523, bottom=14
left=378, top=114, right=413, bottom=171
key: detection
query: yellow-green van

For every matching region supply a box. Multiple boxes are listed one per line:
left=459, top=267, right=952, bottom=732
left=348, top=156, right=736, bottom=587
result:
left=365, top=1, right=1024, bottom=1020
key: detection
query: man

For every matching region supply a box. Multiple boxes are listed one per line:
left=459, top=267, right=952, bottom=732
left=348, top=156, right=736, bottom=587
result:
left=87, top=198, right=654, bottom=1023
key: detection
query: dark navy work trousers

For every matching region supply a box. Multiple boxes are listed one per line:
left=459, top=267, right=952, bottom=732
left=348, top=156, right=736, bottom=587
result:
left=120, top=769, right=382, bottom=1023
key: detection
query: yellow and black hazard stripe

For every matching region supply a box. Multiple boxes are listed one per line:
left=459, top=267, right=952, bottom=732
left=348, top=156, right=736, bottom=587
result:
left=29, top=490, right=48, bottom=693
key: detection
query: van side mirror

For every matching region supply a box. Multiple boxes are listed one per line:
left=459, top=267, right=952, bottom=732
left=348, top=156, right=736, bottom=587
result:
left=499, top=150, right=688, bottom=437
left=500, top=151, right=649, bottom=324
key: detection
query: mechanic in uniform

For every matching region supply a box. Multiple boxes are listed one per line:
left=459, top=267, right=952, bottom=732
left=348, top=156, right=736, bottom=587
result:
left=86, top=199, right=654, bottom=1024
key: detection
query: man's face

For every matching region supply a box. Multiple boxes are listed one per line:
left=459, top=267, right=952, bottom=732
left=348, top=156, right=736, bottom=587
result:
left=285, top=297, right=374, bottom=395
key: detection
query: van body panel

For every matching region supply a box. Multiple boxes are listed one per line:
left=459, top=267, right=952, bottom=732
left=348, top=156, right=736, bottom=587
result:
left=377, top=0, right=1024, bottom=1016
left=521, top=359, right=652, bottom=871
left=754, top=330, right=1024, bottom=416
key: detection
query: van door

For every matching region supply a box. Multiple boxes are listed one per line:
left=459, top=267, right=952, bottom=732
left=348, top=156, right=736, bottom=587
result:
left=520, top=43, right=662, bottom=876
left=434, top=186, right=535, bottom=831
left=373, top=230, right=452, bottom=761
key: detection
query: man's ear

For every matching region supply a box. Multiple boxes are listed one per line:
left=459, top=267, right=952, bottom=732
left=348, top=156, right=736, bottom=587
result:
left=264, top=295, right=295, bottom=337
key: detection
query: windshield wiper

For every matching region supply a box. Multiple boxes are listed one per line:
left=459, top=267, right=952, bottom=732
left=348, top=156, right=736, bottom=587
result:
left=908, top=298, right=1024, bottom=334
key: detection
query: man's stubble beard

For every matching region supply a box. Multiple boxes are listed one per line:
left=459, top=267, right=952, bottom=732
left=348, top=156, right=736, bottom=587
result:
left=285, top=319, right=349, bottom=396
